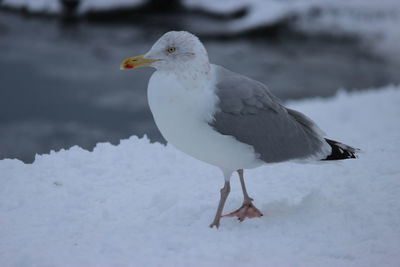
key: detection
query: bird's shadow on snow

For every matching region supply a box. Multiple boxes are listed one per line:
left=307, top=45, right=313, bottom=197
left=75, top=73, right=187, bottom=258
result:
left=218, top=190, right=331, bottom=230
left=259, top=191, right=329, bottom=225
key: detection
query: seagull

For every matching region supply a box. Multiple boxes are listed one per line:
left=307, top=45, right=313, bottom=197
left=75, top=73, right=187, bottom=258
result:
left=120, top=31, right=359, bottom=228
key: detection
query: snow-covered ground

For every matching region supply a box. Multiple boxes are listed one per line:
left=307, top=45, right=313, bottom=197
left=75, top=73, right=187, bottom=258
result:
left=1, top=85, right=400, bottom=266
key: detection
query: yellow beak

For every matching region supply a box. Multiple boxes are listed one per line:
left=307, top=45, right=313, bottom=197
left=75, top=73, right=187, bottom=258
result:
left=120, top=54, right=156, bottom=70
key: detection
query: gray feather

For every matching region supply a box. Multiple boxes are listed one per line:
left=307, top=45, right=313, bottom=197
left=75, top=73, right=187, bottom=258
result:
left=210, top=65, right=328, bottom=163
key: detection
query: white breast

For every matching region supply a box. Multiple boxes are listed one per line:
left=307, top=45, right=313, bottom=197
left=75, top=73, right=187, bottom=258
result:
left=147, top=68, right=263, bottom=174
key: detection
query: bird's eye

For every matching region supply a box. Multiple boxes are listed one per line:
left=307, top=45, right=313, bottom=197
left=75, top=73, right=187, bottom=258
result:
left=166, top=46, right=176, bottom=53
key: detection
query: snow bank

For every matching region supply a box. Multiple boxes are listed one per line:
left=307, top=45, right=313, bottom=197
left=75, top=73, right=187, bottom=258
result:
left=0, top=0, right=145, bottom=14
left=187, top=0, right=400, bottom=58
left=3, top=0, right=399, bottom=56
left=1, top=86, right=400, bottom=266
left=186, top=0, right=400, bottom=33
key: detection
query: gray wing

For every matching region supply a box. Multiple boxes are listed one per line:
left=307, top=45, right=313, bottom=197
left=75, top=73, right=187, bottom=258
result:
left=210, top=65, right=329, bottom=163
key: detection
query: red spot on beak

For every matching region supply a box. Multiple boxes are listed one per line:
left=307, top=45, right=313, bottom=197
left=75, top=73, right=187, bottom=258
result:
left=125, top=65, right=134, bottom=69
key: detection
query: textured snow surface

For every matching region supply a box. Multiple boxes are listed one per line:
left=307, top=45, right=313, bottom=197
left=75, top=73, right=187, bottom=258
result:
left=1, top=86, right=400, bottom=266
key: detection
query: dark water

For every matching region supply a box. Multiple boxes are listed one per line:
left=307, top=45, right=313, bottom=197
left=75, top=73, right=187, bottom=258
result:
left=0, top=11, right=398, bottom=163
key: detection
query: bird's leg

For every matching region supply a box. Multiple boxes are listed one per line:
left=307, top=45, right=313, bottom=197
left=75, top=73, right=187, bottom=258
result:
left=238, top=169, right=253, bottom=204
left=223, top=169, right=263, bottom=222
left=209, top=180, right=231, bottom=228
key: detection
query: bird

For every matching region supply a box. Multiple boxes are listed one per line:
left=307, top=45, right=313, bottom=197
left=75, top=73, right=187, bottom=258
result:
left=120, top=31, right=359, bottom=228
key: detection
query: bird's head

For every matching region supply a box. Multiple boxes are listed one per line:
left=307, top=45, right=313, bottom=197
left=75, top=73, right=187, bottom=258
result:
left=120, top=31, right=210, bottom=73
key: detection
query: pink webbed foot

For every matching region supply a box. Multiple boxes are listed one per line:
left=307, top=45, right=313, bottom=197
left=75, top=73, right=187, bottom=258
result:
left=222, top=202, right=263, bottom=222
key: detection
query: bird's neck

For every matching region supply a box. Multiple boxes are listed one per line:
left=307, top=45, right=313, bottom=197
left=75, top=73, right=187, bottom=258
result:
left=172, top=61, right=212, bottom=91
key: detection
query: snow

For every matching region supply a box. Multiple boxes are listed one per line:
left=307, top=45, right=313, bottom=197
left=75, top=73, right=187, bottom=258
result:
left=1, top=85, right=400, bottom=266
left=0, top=0, right=146, bottom=14
left=3, top=0, right=399, bottom=57
left=78, top=0, right=146, bottom=13
left=1, top=0, right=60, bottom=13
left=187, top=0, right=400, bottom=58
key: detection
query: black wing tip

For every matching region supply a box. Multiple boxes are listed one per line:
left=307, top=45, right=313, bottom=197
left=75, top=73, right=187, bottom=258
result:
left=322, top=138, right=360, bottom=161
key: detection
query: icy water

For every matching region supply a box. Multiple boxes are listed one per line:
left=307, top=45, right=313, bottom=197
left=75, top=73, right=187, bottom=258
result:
left=0, top=11, right=398, bottom=163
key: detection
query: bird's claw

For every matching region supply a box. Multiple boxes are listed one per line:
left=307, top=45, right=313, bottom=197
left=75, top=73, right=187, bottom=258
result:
left=209, top=221, right=220, bottom=229
left=222, top=202, right=263, bottom=222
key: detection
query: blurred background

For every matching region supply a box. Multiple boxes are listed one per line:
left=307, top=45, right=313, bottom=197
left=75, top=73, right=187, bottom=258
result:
left=1, top=0, right=399, bottom=163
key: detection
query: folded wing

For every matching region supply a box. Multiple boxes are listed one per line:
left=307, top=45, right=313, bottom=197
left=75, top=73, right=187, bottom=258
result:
left=209, top=65, right=331, bottom=163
